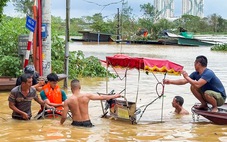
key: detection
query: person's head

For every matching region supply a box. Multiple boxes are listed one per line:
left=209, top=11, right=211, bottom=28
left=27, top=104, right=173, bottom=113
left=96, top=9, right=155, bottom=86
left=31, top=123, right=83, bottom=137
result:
left=172, top=96, right=184, bottom=107
left=71, top=79, right=81, bottom=93
left=194, top=55, right=207, bottom=68
left=24, top=65, right=35, bottom=75
left=38, top=76, right=47, bottom=86
left=21, top=73, right=33, bottom=88
left=47, top=73, right=58, bottom=88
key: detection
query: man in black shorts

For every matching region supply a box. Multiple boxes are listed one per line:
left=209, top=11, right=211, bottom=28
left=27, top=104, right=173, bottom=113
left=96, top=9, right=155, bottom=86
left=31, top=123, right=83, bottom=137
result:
left=60, top=79, right=121, bottom=127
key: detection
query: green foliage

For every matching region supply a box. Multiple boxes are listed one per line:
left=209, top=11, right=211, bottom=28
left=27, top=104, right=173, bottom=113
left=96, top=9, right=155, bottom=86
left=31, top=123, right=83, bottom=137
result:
left=0, top=16, right=28, bottom=77
left=0, top=56, right=21, bottom=77
left=51, top=16, right=66, bottom=36
left=90, top=13, right=106, bottom=32
left=0, top=16, right=28, bottom=56
left=173, top=15, right=201, bottom=33
left=11, top=0, right=33, bottom=16
left=70, top=18, right=84, bottom=36
left=139, top=2, right=157, bottom=25
left=0, top=15, right=113, bottom=78
left=0, top=0, right=9, bottom=22
left=152, top=19, right=173, bottom=39
left=211, top=44, right=227, bottom=51
left=51, top=32, right=114, bottom=78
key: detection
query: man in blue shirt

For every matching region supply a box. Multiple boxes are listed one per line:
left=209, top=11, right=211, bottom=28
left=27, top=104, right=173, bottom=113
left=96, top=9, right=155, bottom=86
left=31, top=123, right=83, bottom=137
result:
left=164, top=55, right=226, bottom=112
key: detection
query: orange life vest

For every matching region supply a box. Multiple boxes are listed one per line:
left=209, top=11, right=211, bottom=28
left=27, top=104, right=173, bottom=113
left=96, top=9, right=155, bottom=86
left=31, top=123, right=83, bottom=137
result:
left=43, top=82, right=63, bottom=110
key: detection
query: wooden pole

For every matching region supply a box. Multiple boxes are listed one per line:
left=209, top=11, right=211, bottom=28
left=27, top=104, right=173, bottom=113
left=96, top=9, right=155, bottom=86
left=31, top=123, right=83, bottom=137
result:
left=64, top=0, right=70, bottom=88
left=32, top=1, right=39, bottom=71
left=38, top=0, right=43, bottom=75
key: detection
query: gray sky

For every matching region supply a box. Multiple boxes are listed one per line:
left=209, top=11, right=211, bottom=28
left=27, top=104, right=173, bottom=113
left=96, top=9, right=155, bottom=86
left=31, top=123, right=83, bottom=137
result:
left=3, top=0, right=227, bottom=19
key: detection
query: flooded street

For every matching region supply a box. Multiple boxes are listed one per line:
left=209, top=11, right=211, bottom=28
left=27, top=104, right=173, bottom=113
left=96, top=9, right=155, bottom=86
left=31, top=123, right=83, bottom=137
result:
left=0, top=42, right=227, bottom=141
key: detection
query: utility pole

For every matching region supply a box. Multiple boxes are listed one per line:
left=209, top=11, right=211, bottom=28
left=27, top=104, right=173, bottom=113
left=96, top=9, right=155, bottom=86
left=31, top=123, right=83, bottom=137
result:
left=42, top=0, right=52, bottom=76
left=64, top=0, right=70, bottom=88
left=117, top=8, right=120, bottom=41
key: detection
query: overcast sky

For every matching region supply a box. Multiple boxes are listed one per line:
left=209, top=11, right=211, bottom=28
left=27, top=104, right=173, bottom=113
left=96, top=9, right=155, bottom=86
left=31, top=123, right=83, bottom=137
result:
left=3, top=0, right=227, bottom=19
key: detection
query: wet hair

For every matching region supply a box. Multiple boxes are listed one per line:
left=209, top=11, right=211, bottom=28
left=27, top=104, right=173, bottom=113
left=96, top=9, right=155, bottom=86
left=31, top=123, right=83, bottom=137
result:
left=47, top=73, right=58, bottom=82
left=195, top=55, right=207, bottom=67
left=21, top=73, right=32, bottom=83
left=71, top=79, right=81, bottom=93
left=174, top=96, right=184, bottom=106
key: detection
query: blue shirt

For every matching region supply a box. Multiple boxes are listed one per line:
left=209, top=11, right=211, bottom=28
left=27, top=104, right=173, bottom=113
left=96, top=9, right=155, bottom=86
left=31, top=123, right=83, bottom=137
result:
left=40, top=90, right=67, bottom=101
left=189, top=68, right=226, bottom=99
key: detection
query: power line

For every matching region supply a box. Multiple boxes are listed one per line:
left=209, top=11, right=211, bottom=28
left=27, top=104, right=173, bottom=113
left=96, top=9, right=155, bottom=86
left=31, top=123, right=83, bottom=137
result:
left=83, top=0, right=124, bottom=12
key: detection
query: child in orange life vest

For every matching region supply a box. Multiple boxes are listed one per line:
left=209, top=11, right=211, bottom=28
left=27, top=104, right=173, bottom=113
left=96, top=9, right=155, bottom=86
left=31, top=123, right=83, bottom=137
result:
left=39, top=73, right=67, bottom=112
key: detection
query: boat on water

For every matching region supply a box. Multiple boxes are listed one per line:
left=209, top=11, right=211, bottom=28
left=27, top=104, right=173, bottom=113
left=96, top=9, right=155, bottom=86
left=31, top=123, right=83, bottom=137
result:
left=161, top=31, right=216, bottom=46
left=0, top=74, right=67, bottom=92
left=71, top=31, right=114, bottom=42
left=0, top=77, right=17, bottom=92
left=191, top=103, right=227, bottom=125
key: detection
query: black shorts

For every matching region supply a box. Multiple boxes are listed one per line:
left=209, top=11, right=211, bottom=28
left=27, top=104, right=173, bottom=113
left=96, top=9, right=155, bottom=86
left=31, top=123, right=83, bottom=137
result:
left=71, top=120, right=94, bottom=127
left=12, top=116, right=31, bottom=120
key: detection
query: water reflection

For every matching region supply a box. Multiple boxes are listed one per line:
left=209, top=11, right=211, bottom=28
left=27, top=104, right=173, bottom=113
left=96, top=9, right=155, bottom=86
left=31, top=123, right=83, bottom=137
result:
left=0, top=43, right=227, bottom=141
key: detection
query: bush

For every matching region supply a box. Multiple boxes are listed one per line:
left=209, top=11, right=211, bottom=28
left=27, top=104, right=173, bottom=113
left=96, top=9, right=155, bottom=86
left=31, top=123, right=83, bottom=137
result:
left=211, top=44, right=227, bottom=51
left=0, top=16, right=28, bottom=76
left=0, top=16, right=114, bottom=78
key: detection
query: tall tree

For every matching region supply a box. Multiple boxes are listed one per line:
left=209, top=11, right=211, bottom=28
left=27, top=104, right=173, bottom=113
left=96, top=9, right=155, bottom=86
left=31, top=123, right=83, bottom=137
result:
left=139, top=3, right=157, bottom=33
left=120, top=1, right=136, bottom=39
left=12, top=0, right=33, bottom=16
left=173, top=15, right=201, bottom=33
left=209, top=14, right=219, bottom=33
left=0, top=0, right=9, bottom=22
left=90, top=13, right=106, bottom=32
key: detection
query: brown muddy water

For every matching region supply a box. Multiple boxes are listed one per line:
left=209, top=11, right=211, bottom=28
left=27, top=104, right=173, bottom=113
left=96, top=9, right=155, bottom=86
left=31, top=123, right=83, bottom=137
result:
left=0, top=42, right=227, bottom=142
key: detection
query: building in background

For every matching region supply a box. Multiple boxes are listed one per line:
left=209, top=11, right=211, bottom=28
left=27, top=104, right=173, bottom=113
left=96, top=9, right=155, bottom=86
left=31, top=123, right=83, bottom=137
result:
left=154, top=0, right=174, bottom=20
left=182, top=0, right=204, bottom=18
left=153, top=0, right=204, bottom=20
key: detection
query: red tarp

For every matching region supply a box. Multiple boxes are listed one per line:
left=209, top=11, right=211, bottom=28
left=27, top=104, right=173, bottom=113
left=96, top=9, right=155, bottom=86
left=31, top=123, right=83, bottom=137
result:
left=106, top=54, right=184, bottom=75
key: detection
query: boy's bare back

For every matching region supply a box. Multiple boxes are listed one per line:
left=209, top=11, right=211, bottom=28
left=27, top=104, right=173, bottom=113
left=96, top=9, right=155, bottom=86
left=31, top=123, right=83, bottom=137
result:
left=67, top=93, right=90, bottom=121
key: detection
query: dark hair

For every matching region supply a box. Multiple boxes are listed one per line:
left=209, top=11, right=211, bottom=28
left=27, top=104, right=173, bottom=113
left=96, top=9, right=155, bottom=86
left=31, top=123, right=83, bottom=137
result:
left=196, top=55, right=207, bottom=67
left=174, top=96, right=184, bottom=106
left=71, top=79, right=81, bottom=93
left=47, top=73, right=58, bottom=82
left=24, top=65, right=35, bottom=75
left=21, top=73, right=33, bottom=83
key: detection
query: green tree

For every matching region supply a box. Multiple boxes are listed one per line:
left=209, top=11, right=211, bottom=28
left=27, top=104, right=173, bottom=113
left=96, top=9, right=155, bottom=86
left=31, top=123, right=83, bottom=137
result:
left=198, top=17, right=210, bottom=33
left=90, top=13, right=107, bottom=32
left=0, top=0, right=9, bottom=22
left=12, top=0, right=33, bottom=16
left=119, top=1, right=137, bottom=39
left=173, top=15, right=201, bottom=33
left=217, top=17, right=227, bottom=33
left=138, top=3, right=159, bottom=39
left=152, top=19, right=173, bottom=39
left=70, top=17, right=85, bottom=36
left=51, top=16, right=65, bottom=35
left=0, top=15, right=113, bottom=78
left=208, top=14, right=219, bottom=33
left=0, top=16, right=28, bottom=77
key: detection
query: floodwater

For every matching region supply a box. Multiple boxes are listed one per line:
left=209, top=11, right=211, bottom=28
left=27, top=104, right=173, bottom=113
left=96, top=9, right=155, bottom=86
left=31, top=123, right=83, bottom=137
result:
left=0, top=42, right=227, bottom=142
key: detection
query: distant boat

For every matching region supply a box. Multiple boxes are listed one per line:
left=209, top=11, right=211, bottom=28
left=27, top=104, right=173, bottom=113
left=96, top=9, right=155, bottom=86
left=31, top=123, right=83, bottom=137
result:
left=162, top=31, right=216, bottom=46
left=191, top=103, right=227, bottom=125
left=71, top=31, right=114, bottom=42
left=0, top=77, right=17, bottom=92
